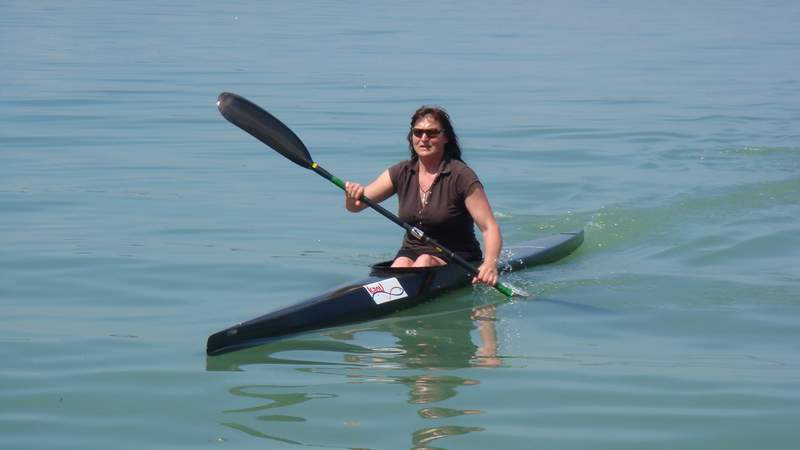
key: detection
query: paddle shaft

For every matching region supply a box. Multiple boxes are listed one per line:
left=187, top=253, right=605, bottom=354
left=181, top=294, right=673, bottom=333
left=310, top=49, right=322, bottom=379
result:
left=311, top=163, right=514, bottom=297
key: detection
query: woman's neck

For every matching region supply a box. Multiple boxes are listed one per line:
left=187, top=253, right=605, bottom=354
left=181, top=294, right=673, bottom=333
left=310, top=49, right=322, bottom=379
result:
left=417, top=155, right=444, bottom=174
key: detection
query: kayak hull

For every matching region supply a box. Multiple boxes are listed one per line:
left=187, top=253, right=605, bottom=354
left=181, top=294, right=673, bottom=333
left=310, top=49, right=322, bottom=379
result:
left=206, top=230, right=583, bottom=355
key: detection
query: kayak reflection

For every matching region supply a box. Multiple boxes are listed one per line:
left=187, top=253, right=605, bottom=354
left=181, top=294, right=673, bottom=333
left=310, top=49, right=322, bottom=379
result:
left=209, top=299, right=503, bottom=448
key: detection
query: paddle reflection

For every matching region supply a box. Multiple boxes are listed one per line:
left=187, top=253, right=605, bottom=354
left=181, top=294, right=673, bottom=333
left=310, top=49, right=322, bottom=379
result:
left=209, top=302, right=502, bottom=449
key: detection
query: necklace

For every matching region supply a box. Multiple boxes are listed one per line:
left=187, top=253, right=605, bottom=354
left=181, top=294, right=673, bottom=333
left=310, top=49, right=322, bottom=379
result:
left=420, top=184, right=434, bottom=207
left=418, top=164, right=441, bottom=208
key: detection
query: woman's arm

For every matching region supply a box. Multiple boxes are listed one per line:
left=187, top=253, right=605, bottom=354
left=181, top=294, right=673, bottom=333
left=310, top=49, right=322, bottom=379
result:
left=345, top=169, right=394, bottom=212
left=464, top=185, right=503, bottom=286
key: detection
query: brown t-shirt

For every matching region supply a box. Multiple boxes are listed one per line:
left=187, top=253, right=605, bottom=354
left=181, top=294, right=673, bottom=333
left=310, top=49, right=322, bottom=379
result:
left=388, top=158, right=483, bottom=261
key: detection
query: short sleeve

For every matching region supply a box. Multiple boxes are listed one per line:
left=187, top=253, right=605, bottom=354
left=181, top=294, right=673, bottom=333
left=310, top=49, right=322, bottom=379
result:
left=455, top=164, right=482, bottom=198
left=388, top=160, right=405, bottom=188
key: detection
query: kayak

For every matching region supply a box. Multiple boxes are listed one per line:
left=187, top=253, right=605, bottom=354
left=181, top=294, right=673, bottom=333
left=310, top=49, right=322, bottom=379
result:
left=207, top=230, right=584, bottom=355
left=206, top=229, right=584, bottom=355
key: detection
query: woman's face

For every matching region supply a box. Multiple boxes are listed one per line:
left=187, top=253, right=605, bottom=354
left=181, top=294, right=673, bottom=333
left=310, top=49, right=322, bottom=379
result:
left=411, top=115, right=448, bottom=160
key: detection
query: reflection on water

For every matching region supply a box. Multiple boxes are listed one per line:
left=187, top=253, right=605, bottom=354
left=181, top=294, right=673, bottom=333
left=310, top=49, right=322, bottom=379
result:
left=222, top=422, right=305, bottom=446
left=209, top=303, right=501, bottom=448
left=224, top=386, right=336, bottom=415
left=412, top=425, right=485, bottom=449
left=220, top=386, right=336, bottom=445
left=206, top=339, right=376, bottom=371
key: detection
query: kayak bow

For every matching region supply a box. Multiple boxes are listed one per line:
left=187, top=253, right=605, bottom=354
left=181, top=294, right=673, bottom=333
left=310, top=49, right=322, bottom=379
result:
left=207, top=229, right=583, bottom=355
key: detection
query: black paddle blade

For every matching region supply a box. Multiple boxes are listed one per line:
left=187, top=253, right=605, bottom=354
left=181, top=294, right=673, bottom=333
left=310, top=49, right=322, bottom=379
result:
left=217, top=92, right=313, bottom=168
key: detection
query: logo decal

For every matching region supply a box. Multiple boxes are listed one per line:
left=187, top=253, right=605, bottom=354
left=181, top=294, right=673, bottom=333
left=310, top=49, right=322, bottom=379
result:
left=363, top=277, right=408, bottom=304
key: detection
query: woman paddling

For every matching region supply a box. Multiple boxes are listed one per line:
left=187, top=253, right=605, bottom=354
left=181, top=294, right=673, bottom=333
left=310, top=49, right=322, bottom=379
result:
left=344, top=106, right=502, bottom=286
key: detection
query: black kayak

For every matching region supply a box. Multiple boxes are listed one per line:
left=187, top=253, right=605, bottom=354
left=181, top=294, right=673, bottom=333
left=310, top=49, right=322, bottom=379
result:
left=206, top=229, right=584, bottom=355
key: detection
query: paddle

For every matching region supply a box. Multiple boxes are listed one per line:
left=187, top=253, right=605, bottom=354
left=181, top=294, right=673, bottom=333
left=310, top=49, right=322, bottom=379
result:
left=216, top=92, right=518, bottom=298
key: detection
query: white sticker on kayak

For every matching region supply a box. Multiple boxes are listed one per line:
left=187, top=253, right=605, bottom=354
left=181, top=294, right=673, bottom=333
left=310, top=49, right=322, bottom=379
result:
left=363, top=277, right=408, bottom=304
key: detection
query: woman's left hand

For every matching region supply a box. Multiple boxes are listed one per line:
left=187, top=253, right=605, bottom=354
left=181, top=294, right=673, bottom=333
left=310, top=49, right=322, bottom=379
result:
left=473, top=260, right=499, bottom=286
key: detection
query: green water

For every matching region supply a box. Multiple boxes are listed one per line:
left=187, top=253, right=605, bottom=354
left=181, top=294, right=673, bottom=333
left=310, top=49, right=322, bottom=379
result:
left=2, top=1, right=799, bottom=449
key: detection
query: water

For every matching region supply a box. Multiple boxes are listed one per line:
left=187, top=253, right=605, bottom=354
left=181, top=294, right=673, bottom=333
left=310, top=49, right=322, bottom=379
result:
left=2, top=1, right=799, bottom=448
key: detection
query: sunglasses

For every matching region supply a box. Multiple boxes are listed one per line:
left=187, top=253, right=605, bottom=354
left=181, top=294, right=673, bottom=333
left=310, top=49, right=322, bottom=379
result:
left=411, top=128, right=444, bottom=138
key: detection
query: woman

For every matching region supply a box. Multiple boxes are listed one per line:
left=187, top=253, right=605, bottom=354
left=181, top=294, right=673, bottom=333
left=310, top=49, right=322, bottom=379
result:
left=344, top=106, right=502, bottom=286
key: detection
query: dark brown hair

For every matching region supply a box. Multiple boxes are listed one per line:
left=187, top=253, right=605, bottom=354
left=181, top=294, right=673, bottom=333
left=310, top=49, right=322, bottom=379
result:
left=406, top=106, right=463, bottom=162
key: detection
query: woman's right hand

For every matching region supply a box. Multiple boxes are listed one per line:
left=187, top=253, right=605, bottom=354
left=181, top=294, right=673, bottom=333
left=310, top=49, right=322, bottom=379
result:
left=345, top=181, right=366, bottom=211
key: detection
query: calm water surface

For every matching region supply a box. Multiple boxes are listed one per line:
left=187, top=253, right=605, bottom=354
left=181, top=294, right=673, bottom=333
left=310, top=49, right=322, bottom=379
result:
left=2, top=1, right=799, bottom=449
